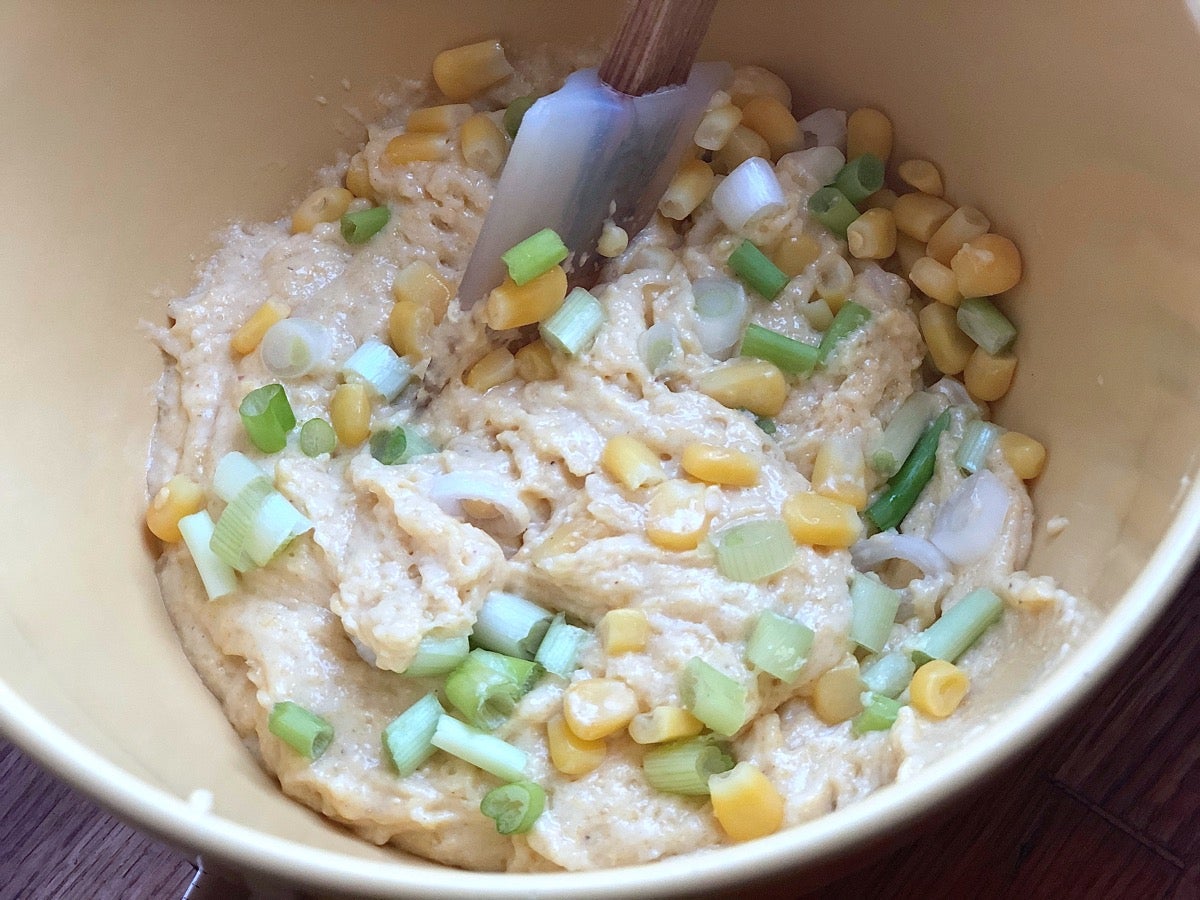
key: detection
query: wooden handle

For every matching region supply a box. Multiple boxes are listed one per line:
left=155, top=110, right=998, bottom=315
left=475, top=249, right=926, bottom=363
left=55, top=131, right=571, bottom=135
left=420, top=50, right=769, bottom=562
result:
left=598, top=0, right=719, bottom=97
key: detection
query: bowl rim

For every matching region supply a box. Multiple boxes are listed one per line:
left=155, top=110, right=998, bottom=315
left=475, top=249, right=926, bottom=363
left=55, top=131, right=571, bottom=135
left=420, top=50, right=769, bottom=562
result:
left=3, top=483, right=1199, bottom=898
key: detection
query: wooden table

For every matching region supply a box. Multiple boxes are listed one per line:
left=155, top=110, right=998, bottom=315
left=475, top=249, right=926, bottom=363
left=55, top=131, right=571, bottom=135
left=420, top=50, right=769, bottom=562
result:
left=3, top=567, right=1197, bottom=899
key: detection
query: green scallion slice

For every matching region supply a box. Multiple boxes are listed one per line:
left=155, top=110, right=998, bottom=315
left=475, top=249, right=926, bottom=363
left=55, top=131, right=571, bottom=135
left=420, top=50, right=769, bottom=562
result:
left=739, top=323, right=819, bottom=376
left=816, top=301, right=872, bottom=367
left=369, top=425, right=435, bottom=466
left=342, top=340, right=412, bottom=402
left=299, top=418, right=336, bottom=458
left=851, top=691, right=903, bottom=736
left=869, top=391, right=942, bottom=477
left=503, top=95, right=537, bottom=138
left=643, top=736, right=735, bottom=795
left=444, top=649, right=542, bottom=731
left=210, top=478, right=275, bottom=572
left=239, top=384, right=296, bottom=453
left=403, top=634, right=470, bottom=677
left=471, top=648, right=544, bottom=693
left=540, top=287, right=604, bottom=356
left=728, top=240, right=789, bottom=300
left=807, top=186, right=860, bottom=237
left=212, top=451, right=270, bottom=503
left=680, top=657, right=748, bottom=737
left=533, top=613, right=589, bottom=678
left=910, top=588, right=1004, bottom=666
left=755, top=416, right=777, bottom=435
left=849, top=572, right=902, bottom=654
left=177, top=510, right=238, bottom=601
left=865, top=409, right=951, bottom=532
left=480, top=780, right=545, bottom=834
left=340, top=205, right=390, bottom=244
left=382, top=693, right=443, bottom=776
left=472, top=591, right=554, bottom=661
left=956, top=297, right=1017, bottom=355
left=860, top=651, right=916, bottom=699
left=501, top=227, right=569, bottom=285
left=955, top=419, right=1003, bottom=474
left=714, top=519, right=795, bottom=583
left=244, top=490, right=312, bottom=567
left=268, top=701, right=333, bottom=759
left=745, top=610, right=814, bottom=683
left=834, top=153, right=885, bottom=204
left=430, top=714, right=528, bottom=782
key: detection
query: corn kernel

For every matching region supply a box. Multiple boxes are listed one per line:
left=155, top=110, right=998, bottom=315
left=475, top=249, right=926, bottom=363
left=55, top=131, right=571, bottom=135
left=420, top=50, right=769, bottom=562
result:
left=645, top=479, right=710, bottom=551
left=811, top=435, right=868, bottom=509
left=709, top=762, right=786, bottom=842
left=514, top=340, right=556, bottom=382
left=865, top=188, right=899, bottom=210
left=291, top=186, right=354, bottom=235
left=384, top=132, right=450, bottom=166
left=659, top=158, right=715, bottom=221
left=894, top=233, right=926, bottom=276
left=681, top=443, right=760, bottom=487
left=406, top=103, right=474, bottom=133
left=459, top=112, right=508, bottom=177
left=597, top=220, right=629, bottom=258
left=546, top=714, right=606, bottom=776
left=964, top=347, right=1018, bottom=401
left=739, top=95, right=803, bottom=160
left=485, top=266, right=568, bottom=330
left=464, top=346, right=517, bottom=391
left=998, top=431, right=1046, bottom=479
left=387, top=300, right=433, bottom=361
left=811, top=656, right=864, bottom=725
left=910, top=659, right=969, bottom=718
left=230, top=299, right=291, bottom=355
left=909, top=256, right=962, bottom=307
left=772, top=232, right=821, bottom=276
left=146, top=474, right=205, bottom=543
left=814, top=254, right=854, bottom=308
left=893, top=192, right=955, bottom=242
left=846, top=208, right=897, bottom=260
left=897, top=159, right=944, bottom=196
left=392, top=260, right=452, bottom=323
left=847, top=107, right=893, bottom=163
left=926, top=206, right=990, bottom=266
left=330, top=383, right=370, bottom=447
left=563, top=678, right=640, bottom=741
left=729, top=65, right=792, bottom=110
left=694, top=102, right=743, bottom=152
left=431, top=39, right=514, bottom=102
left=919, top=302, right=976, bottom=375
left=782, top=492, right=862, bottom=548
left=602, top=436, right=666, bottom=491
left=344, top=152, right=376, bottom=201
left=628, top=706, right=705, bottom=744
left=698, top=358, right=788, bottom=417
left=599, top=608, right=651, bottom=655
left=712, top=125, right=770, bottom=175
left=951, top=233, right=1023, bottom=297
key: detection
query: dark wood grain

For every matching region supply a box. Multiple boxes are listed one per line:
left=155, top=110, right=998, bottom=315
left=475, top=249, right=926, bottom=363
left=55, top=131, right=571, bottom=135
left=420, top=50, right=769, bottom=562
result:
left=1, top=565, right=1197, bottom=899
left=598, top=0, right=719, bottom=95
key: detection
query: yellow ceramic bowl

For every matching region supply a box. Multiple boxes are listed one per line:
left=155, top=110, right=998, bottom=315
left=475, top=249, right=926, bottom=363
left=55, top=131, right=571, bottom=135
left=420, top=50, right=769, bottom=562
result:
left=3, top=2, right=1200, bottom=896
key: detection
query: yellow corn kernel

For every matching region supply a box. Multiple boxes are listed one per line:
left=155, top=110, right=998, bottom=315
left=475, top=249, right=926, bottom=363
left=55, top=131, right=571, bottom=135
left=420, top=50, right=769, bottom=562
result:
left=897, top=159, right=944, bottom=197
left=681, top=443, right=760, bottom=487
left=964, top=347, right=1018, bottom=401
left=597, top=220, right=629, bottom=258
left=330, top=382, right=370, bottom=447
left=814, top=254, right=854, bottom=308
left=739, top=95, right=803, bottom=160
left=432, top=39, right=514, bottom=101
left=811, top=435, right=868, bottom=509
left=866, top=188, right=899, bottom=211
left=406, top=103, right=474, bottom=133
left=846, top=208, right=897, bottom=260
left=772, top=232, right=821, bottom=276
left=782, top=492, right=863, bottom=548
left=344, top=152, right=376, bottom=201
left=951, top=233, right=1023, bottom=297
left=926, top=206, right=991, bottom=266
left=484, top=265, right=568, bottom=331
left=291, top=185, right=354, bottom=235
left=546, top=714, right=606, bottom=776
left=384, top=132, right=450, bottom=166
left=602, top=435, right=666, bottom=491
left=599, top=608, right=651, bottom=655
left=628, top=706, right=704, bottom=745
left=387, top=300, right=433, bottom=361
left=729, top=65, right=792, bottom=110
left=563, top=678, right=640, bottom=741
left=998, top=431, right=1047, bottom=480
left=811, top=656, right=864, bottom=725
left=392, top=260, right=452, bottom=323
left=910, top=659, right=969, bottom=718
left=894, top=232, right=926, bottom=277
left=698, top=358, right=788, bottom=418
left=918, top=302, right=976, bottom=376
left=694, top=102, right=743, bottom=152
left=464, top=346, right=517, bottom=391
left=659, top=158, right=715, bottom=221
left=712, top=125, right=770, bottom=175
left=893, top=192, right=955, bottom=242
left=847, top=107, right=893, bottom=163
left=514, top=339, right=556, bottom=382
left=909, top=256, right=962, bottom=307
left=230, top=299, right=290, bottom=355
left=146, top=475, right=205, bottom=543
left=459, top=112, right=508, bottom=177
left=645, top=478, right=710, bottom=552
left=709, top=762, right=786, bottom=842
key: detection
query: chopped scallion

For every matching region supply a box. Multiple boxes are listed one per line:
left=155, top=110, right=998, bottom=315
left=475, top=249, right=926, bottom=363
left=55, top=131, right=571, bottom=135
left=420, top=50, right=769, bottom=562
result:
left=299, top=418, right=337, bottom=458
left=533, top=613, right=589, bottom=678
left=268, top=701, right=333, bottom=759
left=342, top=340, right=412, bottom=402
left=816, top=301, right=872, bottom=367
left=382, top=693, right=443, bottom=776
left=834, top=153, right=885, bottom=204
left=238, top=384, right=296, bottom=453
left=851, top=691, right=903, bottom=736
left=480, top=780, right=545, bottom=834
left=859, top=651, right=916, bottom=699
left=540, top=287, right=604, bottom=356
left=403, top=634, right=470, bottom=677
left=869, top=392, right=942, bottom=477
left=728, top=240, right=789, bottom=300
left=910, top=588, right=1004, bottom=666
left=638, top=322, right=679, bottom=373
left=341, top=205, right=390, bottom=244
left=244, top=489, right=312, bottom=567
left=865, top=409, right=951, bottom=532
left=444, top=649, right=542, bottom=731
left=745, top=610, right=814, bottom=683
left=807, top=186, right=860, bottom=237
left=849, top=572, right=902, bottom=654
left=642, top=736, right=735, bottom=795
left=956, top=297, right=1017, bottom=355
left=260, top=318, right=332, bottom=379
left=501, top=227, right=569, bottom=286
left=472, top=591, right=553, bottom=661
left=213, top=451, right=269, bottom=503
left=739, top=323, right=819, bottom=376
left=692, top=277, right=749, bottom=357
left=177, top=510, right=238, bottom=601
left=368, top=425, right=435, bottom=466
left=681, top=657, right=747, bottom=737
left=755, top=416, right=777, bottom=435
left=430, top=714, right=528, bottom=782
left=503, top=95, right=537, bottom=137
left=210, top=478, right=274, bottom=572
left=955, top=419, right=1003, bottom=474
left=714, top=519, right=795, bottom=583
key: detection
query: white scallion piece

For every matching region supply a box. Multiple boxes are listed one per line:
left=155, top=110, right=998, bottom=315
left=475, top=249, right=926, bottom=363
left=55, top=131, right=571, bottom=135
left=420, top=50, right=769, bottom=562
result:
left=929, top=470, right=1011, bottom=565
left=797, top=107, right=847, bottom=151
left=851, top=530, right=950, bottom=580
left=534, top=613, right=589, bottom=678
left=213, top=451, right=270, bottom=503
left=260, top=318, right=333, bottom=379
left=210, top=479, right=274, bottom=572
left=341, top=340, right=412, bottom=402
left=780, top=145, right=846, bottom=188
left=539, top=287, right=604, bottom=356
left=426, top=472, right=530, bottom=538
left=711, top=157, right=787, bottom=232
left=177, top=511, right=238, bottom=601
left=403, top=634, right=470, bottom=677
left=430, top=714, right=528, bottom=782
left=638, top=322, right=679, bottom=373
left=870, top=392, right=944, bottom=477
left=691, top=276, right=748, bottom=358
left=472, top=592, right=554, bottom=661
left=245, top=491, right=312, bottom=567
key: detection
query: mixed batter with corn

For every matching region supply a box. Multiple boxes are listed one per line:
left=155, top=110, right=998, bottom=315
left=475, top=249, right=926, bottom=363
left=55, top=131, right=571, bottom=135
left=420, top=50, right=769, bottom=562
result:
left=147, top=41, right=1091, bottom=870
